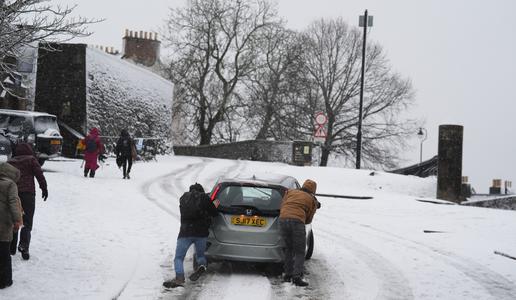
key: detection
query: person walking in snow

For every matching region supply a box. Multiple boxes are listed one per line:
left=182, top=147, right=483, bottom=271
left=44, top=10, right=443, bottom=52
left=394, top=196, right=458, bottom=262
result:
left=83, top=128, right=104, bottom=178
left=115, top=129, right=136, bottom=179
left=7, top=143, right=48, bottom=260
left=0, top=163, right=22, bottom=289
left=279, top=179, right=319, bottom=287
left=163, top=183, right=220, bottom=288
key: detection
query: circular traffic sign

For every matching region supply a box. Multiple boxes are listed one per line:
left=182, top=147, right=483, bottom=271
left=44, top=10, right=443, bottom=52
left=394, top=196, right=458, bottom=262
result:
left=315, top=112, right=327, bottom=125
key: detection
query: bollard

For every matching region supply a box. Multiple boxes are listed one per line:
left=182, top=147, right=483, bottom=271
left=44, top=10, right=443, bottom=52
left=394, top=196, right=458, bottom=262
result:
left=437, top=125, right=464, bottom=203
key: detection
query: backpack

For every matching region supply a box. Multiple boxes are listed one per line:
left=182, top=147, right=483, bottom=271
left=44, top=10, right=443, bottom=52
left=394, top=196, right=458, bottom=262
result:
left=180, top=191, right=204, bottom=219
left=85, top=138, right=97, bottom=153
left=121, top=138, right=131, bottom=152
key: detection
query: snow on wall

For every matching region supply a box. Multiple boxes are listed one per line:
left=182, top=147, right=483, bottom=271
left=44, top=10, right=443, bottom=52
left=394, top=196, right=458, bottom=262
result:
left=85, top=47, right=174, bottom=153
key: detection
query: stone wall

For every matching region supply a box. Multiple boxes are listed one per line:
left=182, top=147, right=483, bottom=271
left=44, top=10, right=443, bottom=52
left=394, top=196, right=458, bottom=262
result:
left=173, top=140, right=294, bottom=164
left=35, top=43, right=88, bottom=156
left=462, top=196, right=516, bottom=211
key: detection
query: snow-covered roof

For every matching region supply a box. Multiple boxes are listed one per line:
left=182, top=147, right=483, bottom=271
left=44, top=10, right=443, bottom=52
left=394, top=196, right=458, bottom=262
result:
left=85, top=47, right=174, bottom=152
left=0, top=108, right=56, bottom=118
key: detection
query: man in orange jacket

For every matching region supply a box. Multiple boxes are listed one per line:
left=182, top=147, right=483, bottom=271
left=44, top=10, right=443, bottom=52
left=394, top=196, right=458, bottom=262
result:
left=279, top=179, right=319, bottom=287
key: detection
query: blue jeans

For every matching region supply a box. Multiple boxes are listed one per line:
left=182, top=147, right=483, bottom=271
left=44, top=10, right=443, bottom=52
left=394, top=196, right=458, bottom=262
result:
left=174, top=237, right=207, bottom=276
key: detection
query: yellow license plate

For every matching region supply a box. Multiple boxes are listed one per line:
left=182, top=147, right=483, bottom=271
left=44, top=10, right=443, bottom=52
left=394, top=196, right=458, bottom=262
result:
left=231, top=216, right=267, bottom=227
left=50, top=140, right=61, bottom=145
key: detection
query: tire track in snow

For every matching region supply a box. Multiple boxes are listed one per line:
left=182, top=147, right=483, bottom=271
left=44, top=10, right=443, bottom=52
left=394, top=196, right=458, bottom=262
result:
left=316, top=229, right=415, bottom=300
left=348, top=221, right=516, bottom=300
left=267, top=257, right=340, bottom=300
left=159, top=159, right=245, bottom=300
left=141, top=161, right=207, bottom=219
left=114, top=162, right=207, bottom=300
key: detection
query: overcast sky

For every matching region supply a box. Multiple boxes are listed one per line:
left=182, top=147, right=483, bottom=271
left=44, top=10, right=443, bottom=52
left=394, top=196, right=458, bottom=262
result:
left=55, top=0, right=516, bottom=193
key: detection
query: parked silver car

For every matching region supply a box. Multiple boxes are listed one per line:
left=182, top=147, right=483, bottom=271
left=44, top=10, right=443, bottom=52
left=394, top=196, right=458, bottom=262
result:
left=204, top=174, right=315, bottom=264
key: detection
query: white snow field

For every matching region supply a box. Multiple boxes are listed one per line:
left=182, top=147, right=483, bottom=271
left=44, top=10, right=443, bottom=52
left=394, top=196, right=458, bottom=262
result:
left=1, top=156, right=516, bottom=300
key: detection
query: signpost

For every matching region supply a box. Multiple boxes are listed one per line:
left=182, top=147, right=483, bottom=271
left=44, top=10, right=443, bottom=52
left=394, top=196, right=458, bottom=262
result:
left=314, top=112, right=327, bottom=143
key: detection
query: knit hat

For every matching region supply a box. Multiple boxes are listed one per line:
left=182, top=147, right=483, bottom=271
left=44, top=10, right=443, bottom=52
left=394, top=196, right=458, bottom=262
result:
left=189, top=183, right=205, bottom=193
left=302, top=179, right=317, bottom=194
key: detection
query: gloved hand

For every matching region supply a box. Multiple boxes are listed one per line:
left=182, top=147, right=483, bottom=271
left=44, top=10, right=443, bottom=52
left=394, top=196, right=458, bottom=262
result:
left=13, top=220, right=23, bottom=230
left=99, top=154, right=107, bottom=162
left=42, top=189, right=48, bottom=201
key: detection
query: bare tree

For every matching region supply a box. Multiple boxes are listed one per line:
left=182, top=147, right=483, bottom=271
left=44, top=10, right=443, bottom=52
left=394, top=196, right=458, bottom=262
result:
left=163, top=0, right=280, bottom=145
left=0, top=0, right=99, bottom=95
left=242, top=25, right=307, bottom=140
left=301, top=18, right=416, bottom=168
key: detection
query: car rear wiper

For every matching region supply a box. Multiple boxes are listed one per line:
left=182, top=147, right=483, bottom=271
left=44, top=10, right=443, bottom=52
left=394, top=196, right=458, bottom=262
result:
left=229, top=204, right=261, bottom=211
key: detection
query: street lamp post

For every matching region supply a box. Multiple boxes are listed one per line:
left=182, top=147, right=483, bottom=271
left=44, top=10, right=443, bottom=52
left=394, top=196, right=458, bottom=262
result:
left=356, top=9, right=373, bottom=169
left=417, top=127, right=427, bottom=164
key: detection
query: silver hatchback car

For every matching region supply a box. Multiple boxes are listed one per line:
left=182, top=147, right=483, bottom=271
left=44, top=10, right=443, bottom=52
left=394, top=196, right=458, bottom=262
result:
left=205, top=174, right=314, bottom=263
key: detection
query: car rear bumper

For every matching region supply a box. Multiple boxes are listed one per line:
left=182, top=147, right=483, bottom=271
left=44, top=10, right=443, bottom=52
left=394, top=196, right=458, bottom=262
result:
left=205, top=239, right=284, bottom=263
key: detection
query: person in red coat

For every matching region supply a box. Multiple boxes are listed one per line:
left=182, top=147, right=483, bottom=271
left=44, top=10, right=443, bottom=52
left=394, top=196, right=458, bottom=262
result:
left=7, top=143, right=48, bottom=260
left=83, top=128, right=104, bottom=178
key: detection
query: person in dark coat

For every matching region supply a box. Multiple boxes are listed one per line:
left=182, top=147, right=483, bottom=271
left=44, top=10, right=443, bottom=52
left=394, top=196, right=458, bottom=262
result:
left=0, top=162, right=22, bottom=289
left=163, top=183, right=220, bottom=288
left=279, top=179, right=319, bottom=287
left=7, top=143, right=47, bottom=260
left=115, top=129, right=136, bottom=179
left=83, top=127, right=104, bottom=178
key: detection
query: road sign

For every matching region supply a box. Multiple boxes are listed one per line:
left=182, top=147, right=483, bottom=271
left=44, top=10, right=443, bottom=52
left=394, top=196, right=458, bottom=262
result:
left=314, top=112, right=327, bottom=143
left=314, top=126, right=326, bottom=138
left=314, top=112, right=328, bottom=125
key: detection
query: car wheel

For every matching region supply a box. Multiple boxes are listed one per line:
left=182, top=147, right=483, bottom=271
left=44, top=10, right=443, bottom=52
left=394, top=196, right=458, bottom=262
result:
left=305, top=230, right=314, bottom=260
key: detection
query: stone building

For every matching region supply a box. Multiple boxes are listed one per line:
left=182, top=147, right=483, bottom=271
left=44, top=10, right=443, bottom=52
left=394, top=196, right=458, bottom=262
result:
left=34, top=41, right=173, bottom=157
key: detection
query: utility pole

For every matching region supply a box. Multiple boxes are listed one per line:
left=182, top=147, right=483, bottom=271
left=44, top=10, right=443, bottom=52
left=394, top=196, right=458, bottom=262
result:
left=356, top=9, right=373, bottom=169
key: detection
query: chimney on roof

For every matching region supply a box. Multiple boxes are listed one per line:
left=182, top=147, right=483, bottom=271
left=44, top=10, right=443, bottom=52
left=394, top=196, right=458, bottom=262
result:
left=122, top=28, right=161, bottom=67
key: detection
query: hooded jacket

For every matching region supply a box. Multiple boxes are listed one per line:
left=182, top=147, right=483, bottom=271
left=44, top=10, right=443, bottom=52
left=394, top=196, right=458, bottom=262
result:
left=279, top=179, right=318, bottom=224
left=178, top=184, right=219, bottom=238
left=84, top=128, right=104, bottom=170
left=115, top=129, right=135, bottom=158
left=0, top=162, right=22, bottom=242
left=8, top=143, right=47, bottom=194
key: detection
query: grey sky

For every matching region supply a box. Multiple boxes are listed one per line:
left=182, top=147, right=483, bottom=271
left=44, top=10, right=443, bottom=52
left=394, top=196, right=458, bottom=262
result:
left=56, top=0, right=516, bottom=193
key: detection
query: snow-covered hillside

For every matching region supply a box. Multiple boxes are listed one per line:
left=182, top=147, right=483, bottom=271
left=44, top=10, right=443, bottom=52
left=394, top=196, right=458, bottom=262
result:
left=86, top=48, right=174, bottom=153
left=1, top=156, right=516, bottom=300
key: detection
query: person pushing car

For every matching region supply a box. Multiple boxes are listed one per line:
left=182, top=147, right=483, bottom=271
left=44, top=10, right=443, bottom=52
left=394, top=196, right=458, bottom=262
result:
left=163, top=183, right=219, bottom=289
left=279, top=179, right=320, bottom=287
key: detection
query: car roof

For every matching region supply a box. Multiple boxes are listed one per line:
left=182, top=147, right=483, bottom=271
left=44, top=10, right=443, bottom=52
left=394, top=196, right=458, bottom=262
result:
left=0, top=109, right=57, bottom=118
left=216, top=173, right=299, bottom=189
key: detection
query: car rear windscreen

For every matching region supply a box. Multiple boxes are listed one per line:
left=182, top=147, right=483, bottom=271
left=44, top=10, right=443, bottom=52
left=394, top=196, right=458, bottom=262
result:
left=34, top=116, right=59, bottom=134
left=217, top=185, right=285, bottom=210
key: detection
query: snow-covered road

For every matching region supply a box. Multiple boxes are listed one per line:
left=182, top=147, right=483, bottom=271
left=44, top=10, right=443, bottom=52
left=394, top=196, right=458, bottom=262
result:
left=2, top=156, right=516, bottom=300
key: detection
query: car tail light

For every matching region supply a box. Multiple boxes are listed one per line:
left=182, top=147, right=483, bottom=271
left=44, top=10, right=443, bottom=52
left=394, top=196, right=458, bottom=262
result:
left=210, top=184, right=221, bottom=202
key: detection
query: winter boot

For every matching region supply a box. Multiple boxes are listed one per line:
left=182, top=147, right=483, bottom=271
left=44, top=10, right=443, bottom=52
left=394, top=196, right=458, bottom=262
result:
left=189, top=265, right=207, bottom=281
left=282, top=274, right=292, bottom=282
left=126, top=173, right=130, bottom=179
left=84, top=169, right=89, bottom=177
left=292, top=276, right=308, bottom=287
left=89, top=170, right=95, bottom=178
left=18, top=246, right=30, bottom=260
left=163, top=275, right=185, bottom=289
